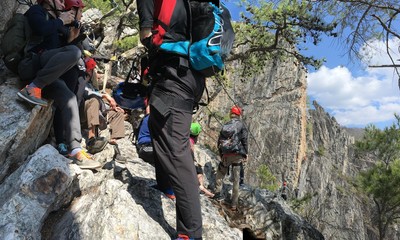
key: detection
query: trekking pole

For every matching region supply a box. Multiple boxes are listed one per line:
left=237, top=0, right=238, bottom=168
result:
left=102, top=61, right=112, bottom=93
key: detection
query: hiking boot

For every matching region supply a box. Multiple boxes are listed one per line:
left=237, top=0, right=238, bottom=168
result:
left=113, top=144, right=127, bottom=164
left=86, top=137, right=108, bottom=154
left=163, top=187, right=176, bottom=200
left=69, top=149, right=102, bottom=169
left=212, top=192, right=224, bottom=202
left=57, top=143, right=68, bottom=156
left=17, top=85, right=48, bottom=107
left=152, top=185, right=176, bottom=200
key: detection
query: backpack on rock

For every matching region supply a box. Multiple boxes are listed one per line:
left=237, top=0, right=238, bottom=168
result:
left=1, top=13, right=32, bottom=74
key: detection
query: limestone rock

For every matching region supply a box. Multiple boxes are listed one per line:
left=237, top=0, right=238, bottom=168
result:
left=0, top=77, right=53, bottom=183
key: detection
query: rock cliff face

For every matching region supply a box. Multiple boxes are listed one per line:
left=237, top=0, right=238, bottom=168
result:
left=193, top=56, right=381, bottom=239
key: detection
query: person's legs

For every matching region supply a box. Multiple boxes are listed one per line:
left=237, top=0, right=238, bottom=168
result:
left=35, top=46, right=81, bottom=89
left=148, top=60, right=205, bottom=238
left=230, top=156, right=243, bottom=208
left=54, top=67, right=81, bottom=154
left=17, top=46, right=81, bottom=106
left=42, top=80, right=101, bottom=169
left=107, top=110, right=125, bottom=141
left=83, top=98, right=108, bottom=154
left=150, top=104, right=202, bottom=237
left=214, top=158, right=229, bottom=194
left=239, top=162, right=244, bottom=185
left=107, top=110, right=126, bottom=163
left=43, top=80, right=82, bottom=150
left=84, top=98, right=100, bottom=139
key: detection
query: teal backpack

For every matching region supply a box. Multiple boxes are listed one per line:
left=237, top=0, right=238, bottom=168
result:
left=188, top=1, right=235, bottom=77
left=149, top=0, right=235, bottom=77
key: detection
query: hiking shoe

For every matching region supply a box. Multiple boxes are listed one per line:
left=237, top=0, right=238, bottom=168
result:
left=176, top=234, right=194, bottom=240
left=86, top=137, right=108, bottom=154
left=152, top=185, right=176, bottom=200
left=212, top=192, right=224, bottom=202
left=69, top=150, right=102, bottom=169
left=230, top=205, right=238, bottom=211
left=17, top=85, right=48, bottom=107
left=163, top=187, right=176, bottom=200
left=113, top=144, right=127, bottom=164
left=57, top=143, right=68, bottom=156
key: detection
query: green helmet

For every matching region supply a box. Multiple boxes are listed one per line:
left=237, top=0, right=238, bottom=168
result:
left=190, top=122, right=202, bottom=136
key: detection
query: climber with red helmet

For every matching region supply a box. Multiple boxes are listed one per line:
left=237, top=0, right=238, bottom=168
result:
left=230, top=106, right=242, bottom=116
left=213, top=105, right=248, bottom=211
left=17, top=0, right=102, bottom=169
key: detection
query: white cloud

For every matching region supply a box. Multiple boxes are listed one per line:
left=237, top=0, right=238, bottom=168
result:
left=308, top=39, right=400, bottom=128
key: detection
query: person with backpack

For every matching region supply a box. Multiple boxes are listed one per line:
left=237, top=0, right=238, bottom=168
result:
left=137, top=1, right=210, bottom=239
left=190, top=122, right=214, bottom=198
left=280, top=181, right=289, bottom=201
left=213, top=106, right=248, bottom=211
left=16, top=0, right=101, bottom=169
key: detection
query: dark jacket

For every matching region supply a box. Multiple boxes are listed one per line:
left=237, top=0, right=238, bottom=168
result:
left=218, top=117, right=248, bottom=157
left=137, top=0, right=189, bottom=48
left=25, top=4, right=70, bottom=53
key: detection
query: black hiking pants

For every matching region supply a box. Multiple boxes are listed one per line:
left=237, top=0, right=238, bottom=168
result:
left=149, top=55, right=205, bottom=239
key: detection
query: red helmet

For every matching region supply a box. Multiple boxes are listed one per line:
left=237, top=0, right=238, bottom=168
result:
left=64, top=0, right=85, bottom=10
left=231, top=106, right=242, bottom=116
left=85, top=58, right=96, bottom=73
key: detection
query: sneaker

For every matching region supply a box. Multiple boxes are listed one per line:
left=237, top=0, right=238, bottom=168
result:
left=86, top=137, right=108, bottom=154
left=68, top=149, right=102, bottom=169
left=163, top=187, right=176, bottom=200
left=57, top=143, right=68, bottom=156
left=212, top=192, right=224, bottom=202
left=17, top=85, right=48, bottom=107
left=176, top=234, right=194, bottom=240
left=152, top=185, right=176, bottom=200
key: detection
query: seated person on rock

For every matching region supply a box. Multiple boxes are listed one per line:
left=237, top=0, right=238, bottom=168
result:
left=17, top=0, right=101, bottom=169
left=79, top=58, right=127, bottom=163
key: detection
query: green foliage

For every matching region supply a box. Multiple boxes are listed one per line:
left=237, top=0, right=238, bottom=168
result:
left=257, top=164, right=278, bottom=191
left=306, top=122, right=313, bottom=137
left=355, top=114, right=400, bottom=166
left=114, top=35, right=138, bottom=52
left=84, top=0, right=115, bottom=14
left=356, top=159, right=400, bottom=240
left=291, top=192, right=313, bottom=211
left=291, top=192, right=322, bottom=226
left=355, top=115, right=400, bottom=239
left=230, top=0, right=337, bottom=77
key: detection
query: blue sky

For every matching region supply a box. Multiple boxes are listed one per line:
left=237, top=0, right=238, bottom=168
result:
left=224, top=1, right=400, bottom=129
